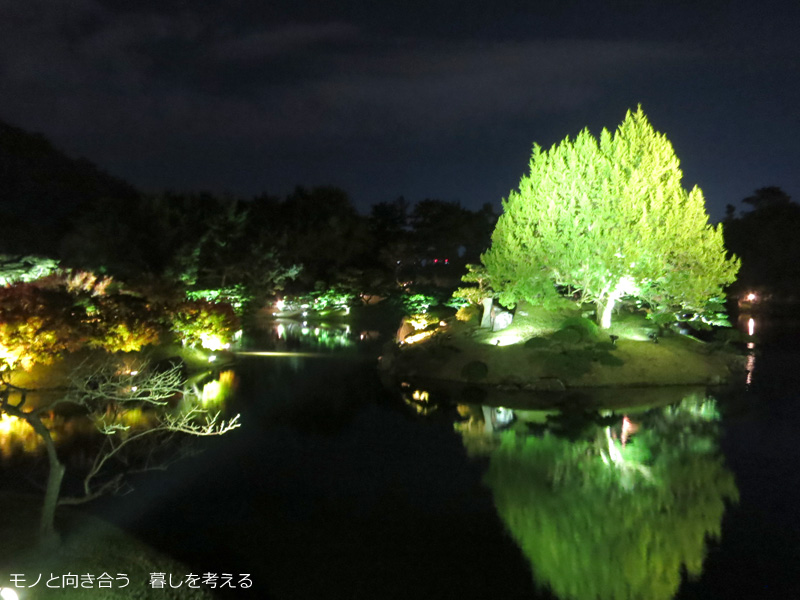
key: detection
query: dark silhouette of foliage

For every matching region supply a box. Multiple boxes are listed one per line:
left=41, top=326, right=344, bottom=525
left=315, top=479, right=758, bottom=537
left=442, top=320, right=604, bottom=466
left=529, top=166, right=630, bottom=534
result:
left=724, top=187, right=800, bottom=297
left=0, top=119, right=139, bottom=255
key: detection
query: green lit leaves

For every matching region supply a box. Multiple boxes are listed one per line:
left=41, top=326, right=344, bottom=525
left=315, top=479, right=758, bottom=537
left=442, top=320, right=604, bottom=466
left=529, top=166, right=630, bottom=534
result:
left=483, top=106, right=740, bottom=328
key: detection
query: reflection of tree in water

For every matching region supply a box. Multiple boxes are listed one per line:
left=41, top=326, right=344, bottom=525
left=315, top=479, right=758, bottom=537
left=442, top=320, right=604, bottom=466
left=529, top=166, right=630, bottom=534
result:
left=483, top=397, right=738, bottom=600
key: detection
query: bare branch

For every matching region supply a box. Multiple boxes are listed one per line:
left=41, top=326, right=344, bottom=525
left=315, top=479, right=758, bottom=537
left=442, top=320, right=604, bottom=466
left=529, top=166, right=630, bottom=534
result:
left=65, top=359, right=186, bottom=408
left=2, top=355, right=241, bottom=523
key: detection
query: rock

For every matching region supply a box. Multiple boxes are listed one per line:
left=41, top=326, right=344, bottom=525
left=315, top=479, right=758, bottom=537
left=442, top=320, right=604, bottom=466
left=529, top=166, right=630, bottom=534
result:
left=480, top=298, right=493, bottom=329
left=531, top=378, right=566, bottom=392
left=492, top=310, right=513, bottom=331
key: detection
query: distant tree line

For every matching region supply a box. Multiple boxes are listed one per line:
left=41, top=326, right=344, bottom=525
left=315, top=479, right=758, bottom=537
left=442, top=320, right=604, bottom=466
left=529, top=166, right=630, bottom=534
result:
left=723, top=186, right=800, bottom=300
left=0, top=118, right=496, bottom=311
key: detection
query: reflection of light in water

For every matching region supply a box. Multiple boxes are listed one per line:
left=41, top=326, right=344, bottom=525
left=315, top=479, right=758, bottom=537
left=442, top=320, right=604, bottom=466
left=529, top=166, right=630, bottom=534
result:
left=0, top=413, right=40, bottom=457
left=271, top=320, right=355, bottom=350
left=201, top=379, right=222, bottom=403
left=620, top=415, right=639, bottom=447
left=404, top=389, right=435, bottom=415
left=200, top=370, right=237, bottom=406
left=745, top=355, right=756, bottom=386
left=745, top=335, right=756, bottom=386
left=748, top=318, right=755, bottom=336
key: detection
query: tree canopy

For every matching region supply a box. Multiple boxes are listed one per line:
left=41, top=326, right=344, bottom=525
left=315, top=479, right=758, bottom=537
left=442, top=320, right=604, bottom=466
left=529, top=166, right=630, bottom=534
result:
left=483, top=107, right=739, bottom=328
left=724, top=187, right=800, bottom=296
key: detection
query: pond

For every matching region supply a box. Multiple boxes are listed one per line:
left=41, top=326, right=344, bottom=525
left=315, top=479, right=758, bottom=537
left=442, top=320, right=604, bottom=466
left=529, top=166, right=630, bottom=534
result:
left=7, top=316, right=800, bottom=599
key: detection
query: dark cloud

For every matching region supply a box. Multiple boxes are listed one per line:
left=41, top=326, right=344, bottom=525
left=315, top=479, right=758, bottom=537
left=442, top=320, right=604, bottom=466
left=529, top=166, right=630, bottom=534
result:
left=0, top=0, right=798, bottom=218
left=212, top=22, right=359, bottom=61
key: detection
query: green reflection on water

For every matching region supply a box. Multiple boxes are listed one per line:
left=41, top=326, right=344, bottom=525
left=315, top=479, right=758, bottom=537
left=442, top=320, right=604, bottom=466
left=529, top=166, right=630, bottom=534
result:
left=274, top=320, right=355, bottom=350
left=477, top=396, right=738, bottom=600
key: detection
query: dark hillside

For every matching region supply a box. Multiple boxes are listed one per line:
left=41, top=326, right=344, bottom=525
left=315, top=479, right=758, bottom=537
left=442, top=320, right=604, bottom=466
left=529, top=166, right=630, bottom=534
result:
left=0, top=119, right=139, bottom=254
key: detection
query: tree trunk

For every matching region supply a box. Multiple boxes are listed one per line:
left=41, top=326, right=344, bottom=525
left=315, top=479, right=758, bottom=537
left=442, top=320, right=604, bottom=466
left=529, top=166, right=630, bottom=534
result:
left=40, top=458, right=66, bottom=548
left=597, top=280, right=627, bottom=329
left=600, top=296, right=616, bottom=330
left=1, top=401, right=65, bottom=548
left=28, top=415, right=65, bottom=548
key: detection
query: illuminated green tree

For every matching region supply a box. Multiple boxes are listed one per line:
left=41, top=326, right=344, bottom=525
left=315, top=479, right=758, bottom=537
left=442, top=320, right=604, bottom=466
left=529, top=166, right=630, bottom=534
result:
left=483, top=107, right=739, bottom=328
left=0, top=254, right=59, bottom=286
left=0, top=277, right=162, bottom=371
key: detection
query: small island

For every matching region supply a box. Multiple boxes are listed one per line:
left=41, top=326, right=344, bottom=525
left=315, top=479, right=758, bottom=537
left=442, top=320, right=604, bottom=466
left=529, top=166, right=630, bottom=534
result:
left=383, top=108, right=745, bottom=392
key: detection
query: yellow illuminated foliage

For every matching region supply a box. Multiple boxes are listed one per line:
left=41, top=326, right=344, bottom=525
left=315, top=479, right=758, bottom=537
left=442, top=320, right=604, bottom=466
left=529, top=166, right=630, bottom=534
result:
left=169, top=300, right=239, bottom=350
left=0, top=413, right=40, bottom=457
left=198, top=370, right=237, bottom=407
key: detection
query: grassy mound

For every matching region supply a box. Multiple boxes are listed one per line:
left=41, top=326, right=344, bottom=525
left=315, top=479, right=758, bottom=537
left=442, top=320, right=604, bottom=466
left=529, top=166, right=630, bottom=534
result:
left=388, top=303, right=741, bottom=387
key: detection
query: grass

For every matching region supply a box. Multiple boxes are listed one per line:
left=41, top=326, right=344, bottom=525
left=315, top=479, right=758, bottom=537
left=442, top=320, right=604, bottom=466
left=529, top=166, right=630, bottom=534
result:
left=0, top=492, right=213, bottom=600
left=392, top=303, right=742, bottom=388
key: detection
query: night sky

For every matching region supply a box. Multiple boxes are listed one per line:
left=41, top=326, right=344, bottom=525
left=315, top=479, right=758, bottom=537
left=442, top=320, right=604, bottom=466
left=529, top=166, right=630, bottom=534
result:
left=1, top=0, right=798, bottom=221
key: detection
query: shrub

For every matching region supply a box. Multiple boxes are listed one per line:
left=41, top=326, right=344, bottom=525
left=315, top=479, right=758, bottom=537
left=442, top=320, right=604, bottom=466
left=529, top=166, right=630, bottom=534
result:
left=401, top=293, right=438, bottom=314
left=168, top=300, right=239, bottom=350
left=550, top=327, right=582, bottom=345
left=646, top=310, right=679, bottom=332
left=0, top=284, right=84, bottom=370
left=186, top=285, right=253, bottom=314
left=524, top=337, right=551, bottom=349
left=559, top=317, right=599, bottom=342
left=0, top=280, right=164, bottom=370
left=461, top=360, right=489, bottom=381
left=456, top=305, right=480, bottom=323
left=88, top=294, right=163, bottom=353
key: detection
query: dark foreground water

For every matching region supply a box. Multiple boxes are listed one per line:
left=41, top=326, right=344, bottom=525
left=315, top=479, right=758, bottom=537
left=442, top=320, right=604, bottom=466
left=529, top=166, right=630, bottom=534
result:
left=75, top=320, right=800, bottom=599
